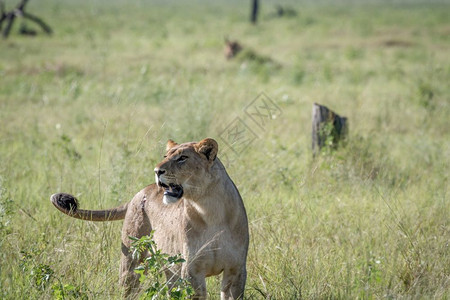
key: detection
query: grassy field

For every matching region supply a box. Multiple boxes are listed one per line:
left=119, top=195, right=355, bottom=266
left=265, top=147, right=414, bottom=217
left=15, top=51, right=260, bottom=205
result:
left=1, top=0, right=449, bottom=298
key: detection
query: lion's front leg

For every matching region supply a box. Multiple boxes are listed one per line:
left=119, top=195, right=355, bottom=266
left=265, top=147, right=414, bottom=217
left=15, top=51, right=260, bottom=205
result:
left=220, top=266, right=247, bottom=300
left=119, top=242, right=141, bottom=298
left=182, top=263, right=207, bottom=300
left=189, top=274, right=207, bottom=300
left=119, top=194, right=152, bottom=297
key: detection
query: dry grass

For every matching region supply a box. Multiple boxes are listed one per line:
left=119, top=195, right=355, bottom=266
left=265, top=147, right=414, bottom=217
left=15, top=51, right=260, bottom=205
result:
left=1, top=0, right=449, bottom=298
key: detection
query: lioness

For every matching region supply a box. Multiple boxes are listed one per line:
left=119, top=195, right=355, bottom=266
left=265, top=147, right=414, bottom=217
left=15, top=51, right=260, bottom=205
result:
left=50, top=138, right=249, bottom=299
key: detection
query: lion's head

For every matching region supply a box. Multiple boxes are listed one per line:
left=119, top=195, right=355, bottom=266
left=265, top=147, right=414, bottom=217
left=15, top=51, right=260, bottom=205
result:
left=154, top=138, right=219, bottom=204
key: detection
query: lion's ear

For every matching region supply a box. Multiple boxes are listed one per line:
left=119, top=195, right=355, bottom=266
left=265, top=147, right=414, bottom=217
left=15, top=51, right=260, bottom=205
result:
left=166, top=139, right=178, bottom=151
left=196, top=138, right=218, bottom=162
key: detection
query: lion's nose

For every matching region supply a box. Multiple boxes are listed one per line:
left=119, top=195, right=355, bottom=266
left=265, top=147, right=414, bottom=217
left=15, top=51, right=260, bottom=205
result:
left=154, top=168, right=165, bottom=177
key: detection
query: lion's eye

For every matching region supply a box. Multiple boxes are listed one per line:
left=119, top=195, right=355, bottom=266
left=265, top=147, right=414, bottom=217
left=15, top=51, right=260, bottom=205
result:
left=177, top=155, right=188, bottom=163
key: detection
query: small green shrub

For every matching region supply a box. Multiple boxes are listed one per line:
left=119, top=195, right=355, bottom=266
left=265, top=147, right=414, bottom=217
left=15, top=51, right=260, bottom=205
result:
left=130, top=232, right=194, bottom=299
left=19, top=250, right=88, bottom=299
left=52, top=283, right=88, bottom=300
left=20, top=251, right=54, bottom=291
left=318, top=121, right=347, bottom=156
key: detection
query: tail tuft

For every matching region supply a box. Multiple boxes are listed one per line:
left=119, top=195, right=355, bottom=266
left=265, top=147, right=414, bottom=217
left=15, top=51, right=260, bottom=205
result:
left=51, top=193, right=79, bottom=212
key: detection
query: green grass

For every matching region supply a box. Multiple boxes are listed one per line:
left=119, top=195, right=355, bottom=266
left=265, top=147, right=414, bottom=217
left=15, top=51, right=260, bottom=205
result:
left=1, top=0, right=449, bottom=298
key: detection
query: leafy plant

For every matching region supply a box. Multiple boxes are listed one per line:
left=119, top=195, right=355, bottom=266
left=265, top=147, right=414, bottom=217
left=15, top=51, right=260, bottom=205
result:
left=19, top=250, right=88, bottom=299
left=52, top=283, right=88, bottom=300
left=318, top=121, right=346, bottom=155
left=130, top=232, right=194, bottom=299
left=20, top=250, right=55, bottom=291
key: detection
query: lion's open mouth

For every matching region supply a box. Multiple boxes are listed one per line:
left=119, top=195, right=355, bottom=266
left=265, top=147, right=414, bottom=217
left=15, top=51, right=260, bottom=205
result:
left=159, top=182, right=183, bottom=199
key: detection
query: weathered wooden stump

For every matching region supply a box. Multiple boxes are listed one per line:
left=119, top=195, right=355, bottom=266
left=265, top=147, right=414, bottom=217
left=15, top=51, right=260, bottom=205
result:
left=250, top=0, right=259, bottom=24
left=312, top=103, right=348, bottom=155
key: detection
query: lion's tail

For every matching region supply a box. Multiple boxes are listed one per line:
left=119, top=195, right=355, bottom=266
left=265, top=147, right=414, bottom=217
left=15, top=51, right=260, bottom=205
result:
left=50, top=193, right=128, bottom=221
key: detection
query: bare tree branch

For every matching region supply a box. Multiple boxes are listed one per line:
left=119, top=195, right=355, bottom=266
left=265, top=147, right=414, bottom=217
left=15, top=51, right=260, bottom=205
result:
left=3, top=12, right=15, bottom=38
left=0, top=0, right=6, bottom=31
left=23, top=12, right=52, bottom=34
left=0, top=0, right=52, bottom=38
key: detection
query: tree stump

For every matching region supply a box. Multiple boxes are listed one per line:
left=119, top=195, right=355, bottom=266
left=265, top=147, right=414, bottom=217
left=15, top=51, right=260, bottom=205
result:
left=250, top=0, right=259, bottom=24
left=312, top=103, right=348, bottom=155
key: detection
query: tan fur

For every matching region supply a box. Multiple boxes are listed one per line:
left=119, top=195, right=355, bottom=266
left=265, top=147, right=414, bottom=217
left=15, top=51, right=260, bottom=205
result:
left=224, top=38, right=242, bottom=59
left=50, top=138, right=249, bottom=299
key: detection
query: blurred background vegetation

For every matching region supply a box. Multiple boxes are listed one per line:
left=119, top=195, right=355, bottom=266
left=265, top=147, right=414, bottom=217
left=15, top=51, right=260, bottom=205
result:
left=0, top=0, right=449, bottom=298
